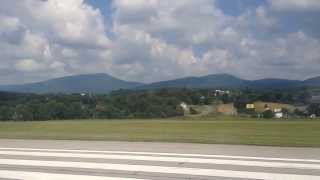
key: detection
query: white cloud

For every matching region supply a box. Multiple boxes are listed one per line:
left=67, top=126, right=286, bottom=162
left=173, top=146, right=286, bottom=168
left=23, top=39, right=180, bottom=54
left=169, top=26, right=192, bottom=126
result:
left=0, top=0, right=112, bottom=84
left=25, top=0, right=110, bottom=48
left=0, top=15, right=21, bottom=33
left=269, top=0, right=320, bottom=11
left=15, top=59, right=44, bottom=72
left=0, top=0, right=320, bottom=84
left=111, top=0, right=320, bottom=81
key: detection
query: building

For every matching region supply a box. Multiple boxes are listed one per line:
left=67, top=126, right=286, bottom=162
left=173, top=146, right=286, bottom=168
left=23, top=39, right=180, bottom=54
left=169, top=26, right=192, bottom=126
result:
left=310, top=114, right=317, bottom=119
left=246, top=104, right=255, bottom=109
left=274, top=108, right=282, bottom=113
left=180, top=102, right=189, bottom=111
left=214, top=90, right=230, bottom=97
left=180, top=102, right=191, bottom=115
left=274, top=108, right=286, bottom=118
left=275, top=112, right=284, bottom=119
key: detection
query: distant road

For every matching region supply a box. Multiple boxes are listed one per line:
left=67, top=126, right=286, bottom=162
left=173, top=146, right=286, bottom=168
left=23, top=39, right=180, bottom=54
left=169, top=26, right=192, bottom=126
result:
left=0, top=139, right=320, bottom=180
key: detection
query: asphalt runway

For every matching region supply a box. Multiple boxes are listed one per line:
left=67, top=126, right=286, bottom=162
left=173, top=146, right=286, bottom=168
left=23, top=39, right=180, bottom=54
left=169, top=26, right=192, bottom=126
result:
left=0, top=139, right=320, bottom=179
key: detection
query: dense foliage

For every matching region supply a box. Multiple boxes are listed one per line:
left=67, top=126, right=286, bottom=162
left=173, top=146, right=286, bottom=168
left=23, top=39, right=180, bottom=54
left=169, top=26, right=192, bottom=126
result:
left=0, top=89, right=216, bottom=121
left=0, top=87, right=318, bottom=121
left=307, top=104, right=320, bottom=116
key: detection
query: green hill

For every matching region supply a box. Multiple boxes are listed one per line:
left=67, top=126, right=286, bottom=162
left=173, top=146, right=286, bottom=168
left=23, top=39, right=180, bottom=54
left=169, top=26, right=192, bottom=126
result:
left=0, top=73, right=143, bottom=94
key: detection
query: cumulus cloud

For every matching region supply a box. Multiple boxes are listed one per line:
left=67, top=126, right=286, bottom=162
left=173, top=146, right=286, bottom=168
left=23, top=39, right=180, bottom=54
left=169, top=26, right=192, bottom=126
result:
left=110, top=0, right=320, bottom=81
left=0, top=0, right=320, bottom=84
left=269, top=0, right=320, bottom=11
left=0, top=0, right=111, bottom=84
left=15, top=59, right=44, bottom=72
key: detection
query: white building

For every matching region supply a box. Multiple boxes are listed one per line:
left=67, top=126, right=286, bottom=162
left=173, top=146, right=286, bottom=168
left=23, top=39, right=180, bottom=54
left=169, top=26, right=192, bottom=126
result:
left=214, top=90, right=230, bottom=96
left=275, top=112, right=284, bottom=119
left=180, top=102, right=189, bottom=111
left=274, top=108, right=282, bottom=113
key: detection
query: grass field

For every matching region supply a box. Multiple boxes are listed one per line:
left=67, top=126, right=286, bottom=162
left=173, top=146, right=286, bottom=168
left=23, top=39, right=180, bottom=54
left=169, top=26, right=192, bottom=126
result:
left=0, top=117, right=320, bottom=147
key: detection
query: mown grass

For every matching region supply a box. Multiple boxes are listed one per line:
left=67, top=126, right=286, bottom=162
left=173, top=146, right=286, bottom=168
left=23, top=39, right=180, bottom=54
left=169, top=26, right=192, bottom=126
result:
left=0, top=117, right=320, bottom=147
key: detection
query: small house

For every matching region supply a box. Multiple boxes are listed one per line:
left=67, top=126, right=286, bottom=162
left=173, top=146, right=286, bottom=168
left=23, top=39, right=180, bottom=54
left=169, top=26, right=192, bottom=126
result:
left=180, top=102, right=192, bottom=115
left=275, top=112, right=284, bottom=119
left=214, top=90, right=230, bottom=96
left=274, top=108, right=282, bottom=113
left=246, top=104, right=255, bottom=109
left=180, top=102, right=189, bottom=112
left=310, top=114, right=317, bottom=119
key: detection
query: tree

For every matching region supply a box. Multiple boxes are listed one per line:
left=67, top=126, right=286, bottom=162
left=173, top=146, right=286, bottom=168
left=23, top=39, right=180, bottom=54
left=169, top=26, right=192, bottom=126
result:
left=221, top=94, right=231, bottom=104
left=190, top=107, right=199, bottom=115
left=65, top=102, right=84, bottom=119
left=307, top=104, right=320, bottom=116
left=0, top=106, right=13, bottom=121
left=46, top=101, right=66, bottom=120
left=263, top=110, right=274, bottom=119
left=13, top=104, right=34, bottom=121
left=294, top=108, right=306, bottom=117
left=282, top=108, right=290, bottom=118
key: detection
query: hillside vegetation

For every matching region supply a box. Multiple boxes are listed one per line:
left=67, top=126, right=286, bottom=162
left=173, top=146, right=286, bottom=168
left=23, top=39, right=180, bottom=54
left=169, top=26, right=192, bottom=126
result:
left=0, top=87, right=319, bottom=121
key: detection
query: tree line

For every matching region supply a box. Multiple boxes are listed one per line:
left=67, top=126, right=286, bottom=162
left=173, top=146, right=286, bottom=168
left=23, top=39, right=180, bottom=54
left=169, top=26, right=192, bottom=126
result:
left=0, top=89, right=211, bottom=121
left=0, top=87, right=318, bottom=121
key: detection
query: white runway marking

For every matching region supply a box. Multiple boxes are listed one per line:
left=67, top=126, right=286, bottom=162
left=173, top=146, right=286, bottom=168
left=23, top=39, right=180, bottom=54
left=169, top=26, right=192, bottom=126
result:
left=0, top=150, right=320, bottom=170
left=1, top=147, right=320, bottom=163
left=0, top=158, right=319, bottom=180
left=0, top=170, right=146, bottom=180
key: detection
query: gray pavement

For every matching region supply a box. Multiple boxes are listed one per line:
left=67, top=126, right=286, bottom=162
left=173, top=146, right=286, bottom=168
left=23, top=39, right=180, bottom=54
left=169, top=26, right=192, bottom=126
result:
left=0, top=139, right=319, bottom=179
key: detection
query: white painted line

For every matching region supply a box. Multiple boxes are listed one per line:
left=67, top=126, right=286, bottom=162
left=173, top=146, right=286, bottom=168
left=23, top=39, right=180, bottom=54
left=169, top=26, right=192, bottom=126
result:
left=1, top=147, right=320, bottom=164
left=0, top=150, right=320, bottom=170
left=0, top=158, right=319, bottom=180
left=0, top=170, right=146, bottom=180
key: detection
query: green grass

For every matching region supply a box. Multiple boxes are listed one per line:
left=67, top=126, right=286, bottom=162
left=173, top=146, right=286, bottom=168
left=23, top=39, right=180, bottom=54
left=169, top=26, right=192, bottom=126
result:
left=0, top=117, right=320, bottom=147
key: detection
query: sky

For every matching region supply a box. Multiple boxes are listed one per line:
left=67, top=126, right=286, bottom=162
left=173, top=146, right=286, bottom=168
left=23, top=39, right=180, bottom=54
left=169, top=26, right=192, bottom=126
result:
left=0, top=0, right=320, bottom=85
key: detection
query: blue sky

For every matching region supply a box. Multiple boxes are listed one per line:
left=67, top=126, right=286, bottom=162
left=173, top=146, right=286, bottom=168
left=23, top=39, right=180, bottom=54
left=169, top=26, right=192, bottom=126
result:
left=86, top=0, right=113, bottom=25
left=87, top=0, right=267, bottom=27
left=85, top=0, right=114, bottom=38
left=87, top=0, right=266, bottom=17
left=0, top=0, right=320, bottom=84
left=216, top=0, right=267, bottom=16
left=86, top=0, right=320, bottom=39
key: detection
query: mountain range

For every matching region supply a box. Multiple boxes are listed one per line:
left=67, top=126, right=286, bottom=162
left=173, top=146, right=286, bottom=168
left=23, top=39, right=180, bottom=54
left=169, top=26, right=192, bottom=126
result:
left=0, top=73, right=319, bottom=94
left=0, top=73, right=143, bottom=94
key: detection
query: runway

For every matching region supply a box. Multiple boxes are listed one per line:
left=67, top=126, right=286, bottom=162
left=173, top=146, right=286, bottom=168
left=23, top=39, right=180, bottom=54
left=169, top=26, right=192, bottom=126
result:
left=0, top=139, right=320, bottom=179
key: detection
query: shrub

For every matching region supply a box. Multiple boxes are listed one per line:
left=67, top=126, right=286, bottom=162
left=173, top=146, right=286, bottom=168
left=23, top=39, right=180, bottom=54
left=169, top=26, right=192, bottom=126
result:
left=263, top=110, right=274, bottom=119
left=190, top=107, right=199, bottom=115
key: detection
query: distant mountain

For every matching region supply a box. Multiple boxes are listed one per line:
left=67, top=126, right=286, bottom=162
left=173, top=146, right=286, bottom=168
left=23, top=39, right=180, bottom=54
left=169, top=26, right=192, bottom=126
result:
left=249, top=79, right=303, bottom=89
left=1, top=73, right=320, bottom=94
left=138, top=74, right=320, bottom=90
left=304, top=76, right=320, bottom=87
left=137, top=74, right=248, bottom=89
left=0, top=73, right=143, bottom=94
